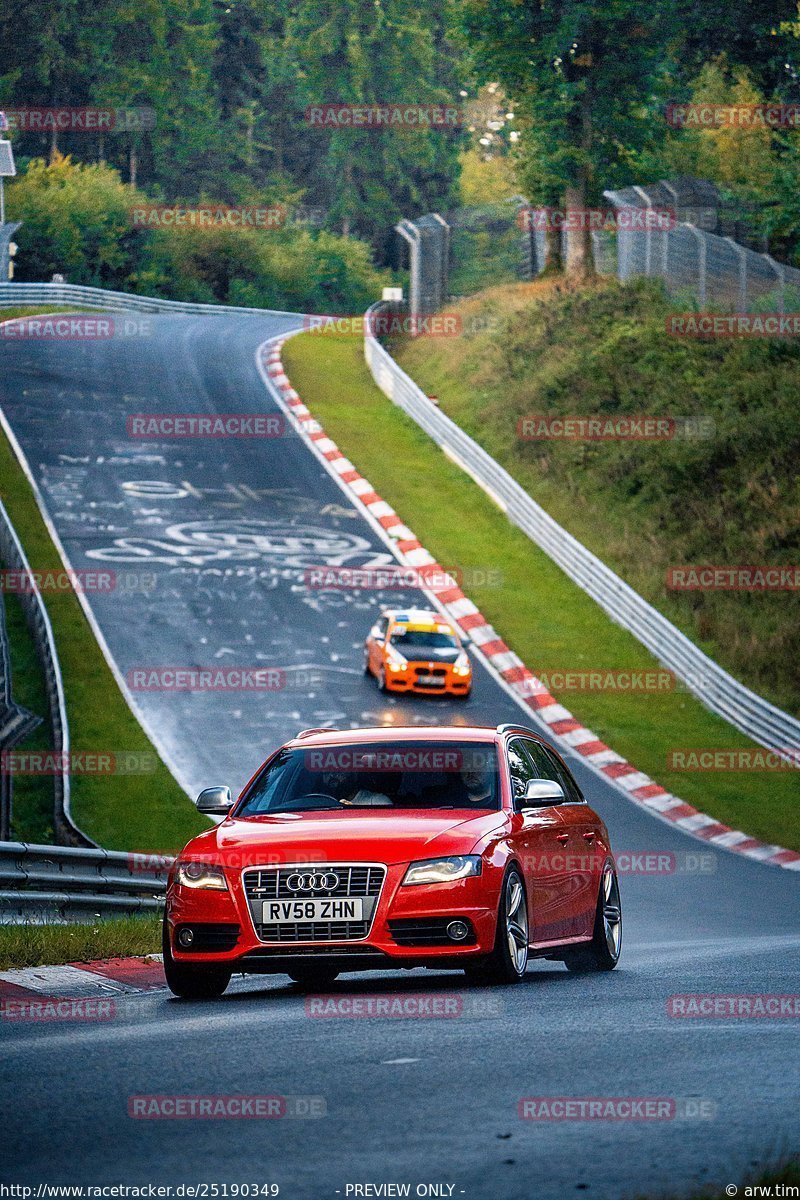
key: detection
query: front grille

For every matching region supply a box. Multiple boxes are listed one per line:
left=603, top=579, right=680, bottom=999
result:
left=388, top=917, right=476, bottom=947
left=413, top=667, right=446, bottom=677
left=243, top=864, right=386, bottom=944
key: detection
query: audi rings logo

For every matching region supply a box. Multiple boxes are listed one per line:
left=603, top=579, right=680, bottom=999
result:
left=286, top=871, right=339, bottom=893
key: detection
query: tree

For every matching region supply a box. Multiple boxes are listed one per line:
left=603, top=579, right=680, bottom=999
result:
left=452, top=0, right=672, bottom=275
left=288, top=0, right=461, bottom=259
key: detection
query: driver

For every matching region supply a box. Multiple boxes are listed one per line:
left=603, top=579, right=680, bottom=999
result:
left=461, top=762, right=495, bottom=806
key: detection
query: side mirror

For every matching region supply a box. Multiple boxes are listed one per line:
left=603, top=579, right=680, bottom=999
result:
left=519, top=779, right=565, bottom=808
left=196, top=785, right=234, bottom=815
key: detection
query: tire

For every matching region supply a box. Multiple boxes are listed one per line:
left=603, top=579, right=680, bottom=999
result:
left=464, top=866, right=529, bottom=986
left=287, top=965, right=340, bottom=989
left=162, top=919, right=232, bottom=999
left=564, top=861, right=622, bottom=973
left=363, top=647, right=371, bottom=675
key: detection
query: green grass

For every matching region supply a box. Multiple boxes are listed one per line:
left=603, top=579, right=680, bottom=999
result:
left=394, top=277, right=800, bottom=719
left=0, top=915, right=161, bottom=969
left=0, top=370, right=205, bottom=852
left=283, top=330, right=800, bottom=850
left=3, top=591, right=54, bottom=843
left=0, top=306, right=82, bottom=321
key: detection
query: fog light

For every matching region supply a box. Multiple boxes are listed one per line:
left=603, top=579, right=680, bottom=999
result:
left=178, top=928, right=194, bottom=948
left=446, top=920, right=470, bottom=942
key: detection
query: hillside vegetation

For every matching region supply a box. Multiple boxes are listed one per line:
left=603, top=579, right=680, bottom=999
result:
left=394, top=278, right=800, bottom=717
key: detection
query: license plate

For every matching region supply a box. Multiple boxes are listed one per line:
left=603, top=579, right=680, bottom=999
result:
left=262, top=898, right=364, bottom=923
left=418, top=674, right=445, bottom=685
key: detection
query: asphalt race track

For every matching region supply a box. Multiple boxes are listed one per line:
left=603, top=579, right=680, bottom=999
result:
left=1, top=313, right=798, bottom=1199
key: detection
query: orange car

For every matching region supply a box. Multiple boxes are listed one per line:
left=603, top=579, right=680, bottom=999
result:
left=364, top=608, right=472, bottom=698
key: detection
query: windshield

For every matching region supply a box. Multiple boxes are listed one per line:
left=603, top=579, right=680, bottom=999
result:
left=237, top=741, right=499, bottom=815
left=389, top=629, right=459, bottom=649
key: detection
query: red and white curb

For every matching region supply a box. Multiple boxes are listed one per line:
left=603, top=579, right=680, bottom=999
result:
left=0, top=956, right=165, bottom=1007
left=260, top=337, right=800, bottom=873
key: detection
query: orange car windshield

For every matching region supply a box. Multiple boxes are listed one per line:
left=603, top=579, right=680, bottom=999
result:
left=389, top=629, right=458, bottom=649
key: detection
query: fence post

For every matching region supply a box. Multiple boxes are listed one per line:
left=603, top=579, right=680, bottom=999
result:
left=687, top=225, right=707, bottom=307
left=395, top=219, right=420, bottom=327
left=761, top=253, right=786, bottom=314
left=724, top=237, right=748, bottom=311
left=431, top=212, right=450, bottom=304
left=633, top=186, right=654, bottom=276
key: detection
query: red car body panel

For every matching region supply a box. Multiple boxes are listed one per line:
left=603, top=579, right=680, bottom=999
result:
left=165, top=725, right=613, bottom=972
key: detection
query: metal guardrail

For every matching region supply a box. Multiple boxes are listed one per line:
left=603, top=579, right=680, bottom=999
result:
left=0, top=499, right=94, bottom=846
left=363, top=302, right=800, bottom=761
left=0, top=841, right=172, bottom=922
left=0, top=280, right=299, bottom=317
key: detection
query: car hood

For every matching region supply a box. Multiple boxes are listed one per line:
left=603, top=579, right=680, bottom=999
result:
left=185, top=810, right=507, bottom=868
left=397, top=647, right=461, bottom=664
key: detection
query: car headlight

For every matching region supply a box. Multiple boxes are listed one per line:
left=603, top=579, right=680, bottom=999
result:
left=386, top=647, right=407, bottom=670
left=402, top=855, right=482, bottom=886
left=453, top=653, right=471, bottom=676
left=176, top=861, right=228, bottom=891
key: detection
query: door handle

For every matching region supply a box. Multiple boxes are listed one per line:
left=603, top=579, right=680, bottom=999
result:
left=582, top=832, right=595, bottom=843
left=556, top=833, right=570, bottom=844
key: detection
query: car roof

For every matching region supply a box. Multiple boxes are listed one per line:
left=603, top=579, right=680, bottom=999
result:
left=382, top=608, right=451, bottom=624
left=287, top=725, right=497, bottom=749
left=286, top=724, right=543, bottom=749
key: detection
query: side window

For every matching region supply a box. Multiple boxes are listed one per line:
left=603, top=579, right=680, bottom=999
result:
left=374, top=616, right=389, bottom=640
left=524, top=738, right=583, bottom=804
left=507, top=738, right=536, bottom=800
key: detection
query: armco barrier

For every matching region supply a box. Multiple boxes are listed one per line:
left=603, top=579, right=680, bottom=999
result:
left=363, top=303, right=800, bottom=762
left=0, top=841, right=172, bottom=923
left=0, top=499, right=92, bottom=847
left=0, top=280, right=298, bottom=317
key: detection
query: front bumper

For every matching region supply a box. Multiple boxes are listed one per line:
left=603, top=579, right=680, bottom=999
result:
left=382, top=661, right=471, bottom=696
left=166, top=860, right=498, bottom=970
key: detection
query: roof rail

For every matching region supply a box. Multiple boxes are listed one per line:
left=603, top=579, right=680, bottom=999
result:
left=495, top=722, right=534, bottom=735
left=295, top=726, right=338, bottom=740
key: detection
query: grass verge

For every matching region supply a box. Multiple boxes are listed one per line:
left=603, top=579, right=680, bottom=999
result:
left=0, top=315, right=206, bottom=850
left=3, top=591, right=54, bottom=843
left=283, top=330, right=800, bottom=850
left=394, top=278, right=800, bottom=718
left=0, top=914, right=161, bottom=970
